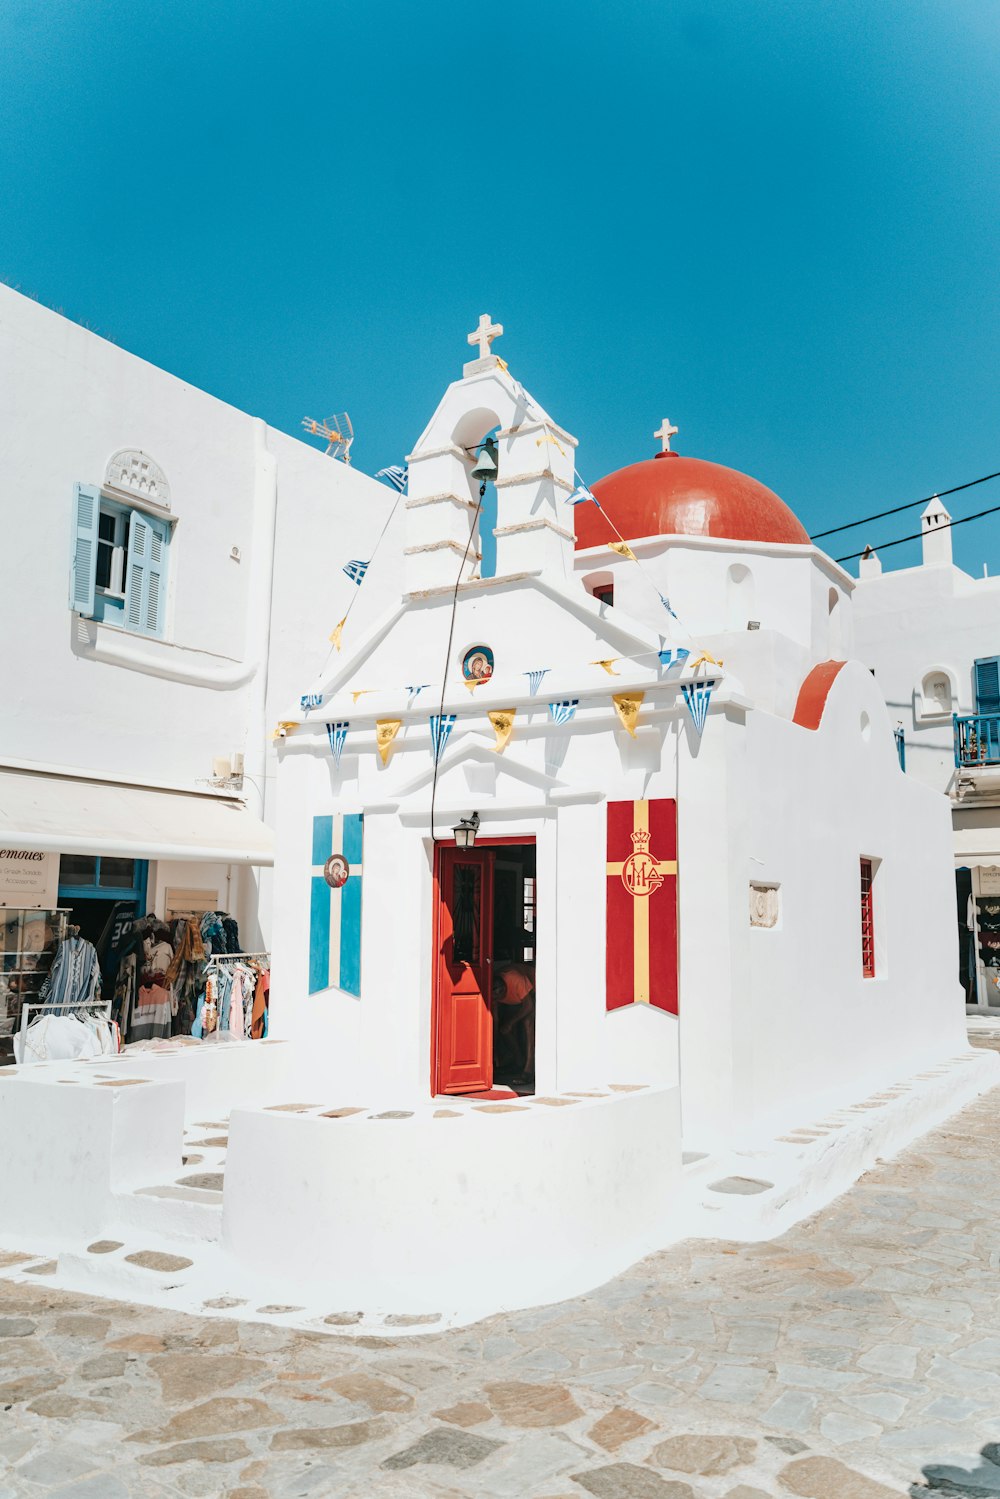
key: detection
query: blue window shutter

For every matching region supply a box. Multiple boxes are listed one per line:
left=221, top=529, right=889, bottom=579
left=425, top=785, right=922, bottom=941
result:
left=145, top=515, right=168, bottom=637
left=974, top=657, right=1000, bottom=716
left=125, top=513, right=151, bottom=634
left=69, top=483, right=100, bottom=616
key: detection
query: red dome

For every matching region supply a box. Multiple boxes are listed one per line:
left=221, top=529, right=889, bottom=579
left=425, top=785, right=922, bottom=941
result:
left=577, top=452, right=810, bottom=550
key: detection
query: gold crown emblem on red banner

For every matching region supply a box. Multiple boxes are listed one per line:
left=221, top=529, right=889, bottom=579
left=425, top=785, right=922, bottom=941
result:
left=630, top=828, right=652, bottom=853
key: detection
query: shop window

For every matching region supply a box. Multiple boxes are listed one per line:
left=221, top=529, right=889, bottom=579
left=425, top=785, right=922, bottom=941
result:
left=860, top=857, right=876, bottom=978
left=70, top=482, right=170, bottom=638
left=58, top=855, right=143, bottom=895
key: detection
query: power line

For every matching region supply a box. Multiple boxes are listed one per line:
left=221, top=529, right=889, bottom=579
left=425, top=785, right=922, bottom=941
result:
left=835, top=499, right=1000, bottom=564
left=813, top=470, right=1000, bottom=539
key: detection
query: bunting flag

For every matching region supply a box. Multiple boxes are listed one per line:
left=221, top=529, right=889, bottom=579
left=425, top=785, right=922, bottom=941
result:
left=343, top=559, right=371, bottom=586
left=612, top=692, right=644, bottom=738
left=592, top=659, right=619, bottom=675
left=608, top=541, right=637, bottom=562
left=405, top=684, right=431, bottom=700
left=658, top=647, right=690, bottom=675
left=375, top=719, right=402, bottom=766
left=351, top=690, right=372, bottom=705
left=488, top=708, right=516, bottom=753
left=309, top=812, right=363, bottom=997
left=681, top=678, right=717, bottom=737
left=548, top=700, right=578, bottom=725
left=430, top=713, right=456, bottom=764
left=658, top=594, right=678, bottom=619
left=606, top=799, right=678, bottom=1013
left=271, top=722, right=297, bottom=741
left=464, top=677, right=485, bottom=695
left=524, top=669, right=550, bottom=696
left=301, top=693, right=324, bottom=711
left=375, top=464, right=408, bottom=493
left=688, top=651, right=724, bottom=672
left=536, top=433, right=567, bottom=457
left=325, top=720, right=349, bottom=767
left=566, top=482, right=600, bottom=508
left=329, top=617, right=347, bottom=651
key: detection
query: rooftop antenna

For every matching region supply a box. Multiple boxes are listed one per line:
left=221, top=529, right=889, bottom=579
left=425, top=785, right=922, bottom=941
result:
left=302, top=411, right=354, bottom=463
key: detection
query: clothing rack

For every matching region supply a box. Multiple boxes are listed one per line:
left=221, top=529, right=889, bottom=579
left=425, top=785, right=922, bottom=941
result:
left=18, top=997, right=113, bottom=1047
left=205, top=951, right=270, bottom=965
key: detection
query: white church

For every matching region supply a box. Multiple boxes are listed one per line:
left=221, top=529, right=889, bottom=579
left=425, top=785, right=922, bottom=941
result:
left=0, top=309, right=993, bottom=1327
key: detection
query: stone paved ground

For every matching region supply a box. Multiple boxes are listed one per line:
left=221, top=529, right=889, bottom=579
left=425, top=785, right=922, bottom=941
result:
left=2, top=1057, right=1000, bottom=1497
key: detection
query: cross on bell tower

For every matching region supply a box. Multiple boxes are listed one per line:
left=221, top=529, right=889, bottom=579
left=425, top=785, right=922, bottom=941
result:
left=654, top=418, right=679, bottom=453
left=464, top=313, right=504, bottom=373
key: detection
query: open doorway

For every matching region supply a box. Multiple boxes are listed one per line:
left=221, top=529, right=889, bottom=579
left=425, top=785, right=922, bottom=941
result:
left=432, top=839, right=536, bottom=1098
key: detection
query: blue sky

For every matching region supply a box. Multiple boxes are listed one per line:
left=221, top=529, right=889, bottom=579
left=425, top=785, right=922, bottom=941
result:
left=1, top=0, right=997, bottom=575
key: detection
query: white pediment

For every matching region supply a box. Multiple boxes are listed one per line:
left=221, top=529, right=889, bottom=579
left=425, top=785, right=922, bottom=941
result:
left=104, top=449, right=171, bottom=511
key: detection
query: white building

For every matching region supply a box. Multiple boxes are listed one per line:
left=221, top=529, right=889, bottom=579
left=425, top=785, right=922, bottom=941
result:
left=853, top=501, right=1000, bottom=1010
left=0, top=282, right=400, bottom=1045
left=0, top=314, right=992, bottom=1329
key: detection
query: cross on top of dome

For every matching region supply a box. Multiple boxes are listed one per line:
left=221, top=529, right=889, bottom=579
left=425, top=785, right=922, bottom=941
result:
left=654, top=418, right=679, bottom=453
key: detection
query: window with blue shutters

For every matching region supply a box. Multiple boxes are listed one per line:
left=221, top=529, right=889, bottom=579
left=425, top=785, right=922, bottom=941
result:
left=70, top=485, right=170, bottom=638
left=974, top=657, right=1000, bottom=717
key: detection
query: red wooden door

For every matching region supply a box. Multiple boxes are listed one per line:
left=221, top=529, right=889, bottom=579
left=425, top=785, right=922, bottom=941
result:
left=434, top=847, right=494, bottom=1094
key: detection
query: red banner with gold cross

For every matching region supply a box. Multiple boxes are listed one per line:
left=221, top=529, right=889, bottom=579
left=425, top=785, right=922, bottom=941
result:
left=606, top=799, right=678, bottom=1013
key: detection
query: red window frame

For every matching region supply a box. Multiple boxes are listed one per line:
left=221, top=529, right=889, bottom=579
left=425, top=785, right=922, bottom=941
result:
left=860, top=858, right=875, bottom=978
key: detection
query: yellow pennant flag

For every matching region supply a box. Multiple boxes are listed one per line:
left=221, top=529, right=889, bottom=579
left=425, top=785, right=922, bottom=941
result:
left=536, top=432, right=567, bottom=457
left=608, top=540, right=637, bottom=562
left=488, top=708, right=516, bottom=753
left=688, top=651, right=724, bottom=672
left=329, top=617, right=347, bottom=650
left=351, top=689, right=372, bottom=705
left=271, top=722, right=297, bottom=741
left=591, top=659, right=619, bottom=675
left=612, top=692, right=644, bottom=738
left=375, top=719, right=402, bottom=767
left=464, top=677, right=484, bottom=694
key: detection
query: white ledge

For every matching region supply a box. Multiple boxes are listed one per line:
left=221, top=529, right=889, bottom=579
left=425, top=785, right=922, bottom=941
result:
left=73, top=615, right=258, bottom=690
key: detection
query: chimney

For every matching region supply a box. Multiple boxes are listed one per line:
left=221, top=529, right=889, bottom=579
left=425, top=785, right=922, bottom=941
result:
left=858, top=545, right=882, bottom=579
left=921, top=497, right=952, bottom=568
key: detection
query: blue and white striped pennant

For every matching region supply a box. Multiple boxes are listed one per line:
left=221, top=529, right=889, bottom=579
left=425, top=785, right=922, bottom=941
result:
left=524, top=669, right=550, bottom=696
left=405, top=683, right=431, bottom=701
left=309, top=812, right=364, bottom=997
left=658, top=647, right=690, bottom=676
left=681, top=678, right=717, bottom=737
left=658, top=593, right=678, bottom=619
left=375, top=464, right=408, bottom=493
left=343, top=559, right=370, bottom=586
left=300, top=692, right=324, bottom=711
left=430, top=713, right=457, bottom=764
left=548, top=700, right=578, bottom=726
left=325, top=720, right=349, bottom=767
left=565, top=482, right=600, bottom=508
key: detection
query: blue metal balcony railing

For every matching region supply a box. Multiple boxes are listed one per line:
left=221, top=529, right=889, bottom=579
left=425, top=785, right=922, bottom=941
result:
left=954, top=713, right=1000, bottom=768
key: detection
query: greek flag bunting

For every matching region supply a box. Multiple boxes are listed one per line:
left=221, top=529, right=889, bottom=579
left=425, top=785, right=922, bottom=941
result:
left=430, top=713, right=456, bottom=764
left=375, top=464, right=408, bottom=493
left=343, top=559, right=370, bottom=586
left=658, top=593, right=678, bottom=619
left=548, top=700, right=578, bottom=725
left=524, top=669, right=550, bottom=696
left=300, top=693, right=324, bottom=711
left=566, top=482, right=600, bottom=508
left=325, top=720, right=349, bottom=767
left=405, top=684, right=431, bottom=700
left=658, top=648, right=690, bottom=676
left=681, top=678, right=717, bottom=737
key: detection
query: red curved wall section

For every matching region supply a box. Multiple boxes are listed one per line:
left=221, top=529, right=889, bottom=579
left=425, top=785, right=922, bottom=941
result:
left=792, top=661, right=848, bottom=731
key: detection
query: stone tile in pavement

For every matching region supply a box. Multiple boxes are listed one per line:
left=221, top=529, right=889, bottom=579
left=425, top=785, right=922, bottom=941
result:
left=2, top=1070, right=1000, bottom=1496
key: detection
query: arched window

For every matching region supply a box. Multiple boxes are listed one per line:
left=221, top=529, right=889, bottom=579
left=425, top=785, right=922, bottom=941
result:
left=69, top=450, right=172, bottom=637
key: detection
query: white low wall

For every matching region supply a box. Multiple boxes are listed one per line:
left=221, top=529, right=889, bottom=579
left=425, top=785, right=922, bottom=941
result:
left=0, top=1072, right=183, bottom=1245
left=222, top=1086, right=683, bottom=1318
left=84, top=1039, right=293, bottom=1123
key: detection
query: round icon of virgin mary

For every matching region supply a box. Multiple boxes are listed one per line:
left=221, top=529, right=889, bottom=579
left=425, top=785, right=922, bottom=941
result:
left=462, top=645, right=494, bottom=683
left=324, top=854, right=350, bottom=889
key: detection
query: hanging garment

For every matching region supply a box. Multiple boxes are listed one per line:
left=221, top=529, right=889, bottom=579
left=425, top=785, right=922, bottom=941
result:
left=38, top=936, right=102, bottom=1014
left=131, top=982, right=172, bottom=1042
left=200, top=911, right=227, bottom=956
left=143, top=937, right=174, bottom=978
left=250, top=967, right=270, bottom=1039
left=222, top=916, right=241, bottom=954
left=167, top=918, right=206, bottom=1037
left=15, top=1013, right=104, bottom=1065
left=113, top=951, right=138, bottom=1037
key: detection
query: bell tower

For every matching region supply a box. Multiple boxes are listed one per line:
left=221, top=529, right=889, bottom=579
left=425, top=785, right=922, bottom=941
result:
left=403, top=317, right=578, bottom=594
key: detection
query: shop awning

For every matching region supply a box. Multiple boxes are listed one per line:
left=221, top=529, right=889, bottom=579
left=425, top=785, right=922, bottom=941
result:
left=0, top=767, right=274, bottom=866
left=954, top=810, right=1000, bottom=869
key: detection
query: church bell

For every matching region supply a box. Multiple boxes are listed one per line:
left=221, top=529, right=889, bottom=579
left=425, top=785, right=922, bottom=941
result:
left=470, top=437, right=499, bottom=484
